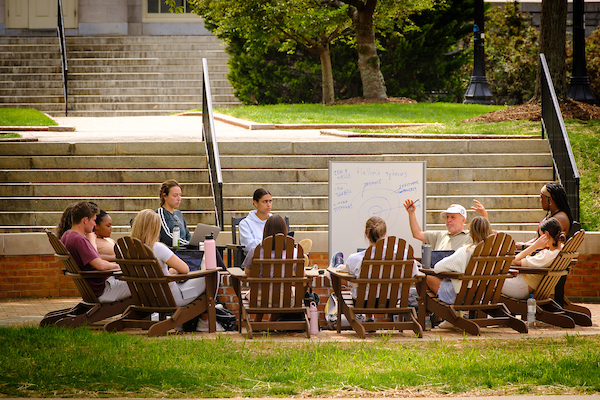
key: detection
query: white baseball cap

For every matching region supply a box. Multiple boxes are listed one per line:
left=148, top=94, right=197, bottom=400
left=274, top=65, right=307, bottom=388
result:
left=441, top=204, right=467, bottom=219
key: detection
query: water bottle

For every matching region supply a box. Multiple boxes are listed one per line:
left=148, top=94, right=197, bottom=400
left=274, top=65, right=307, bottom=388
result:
left=422, top=244, right=432, bottom=269
left=424, top=315, right=432, bottom=331
left=309, top=301, right=319, bottom=335
left=527, top=294, right=536, bottom=328
left=172, top=225, right=180, bottom=248
left=204, top=232, right=217, bottom=270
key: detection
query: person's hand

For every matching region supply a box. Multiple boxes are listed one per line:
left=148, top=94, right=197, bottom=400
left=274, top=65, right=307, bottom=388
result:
left=168, top=267, right=178, bottom=275
left=532, top=232, right=550, bottom=250
left=404, top=199, right=416, bottom=213
left=471, top=199, right=488, bottom=218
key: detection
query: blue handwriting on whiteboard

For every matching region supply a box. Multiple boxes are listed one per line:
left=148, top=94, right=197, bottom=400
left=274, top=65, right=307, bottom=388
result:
left=385, top=171, right=407, bottom=180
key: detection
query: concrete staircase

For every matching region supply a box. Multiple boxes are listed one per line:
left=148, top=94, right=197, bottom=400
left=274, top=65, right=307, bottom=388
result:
left=0, top=136, right=552, bottom=234
left=0, top=36, right=240, bottom=117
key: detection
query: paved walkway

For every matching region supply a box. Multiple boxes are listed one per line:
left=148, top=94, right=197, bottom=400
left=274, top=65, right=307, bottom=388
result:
left=2, top=296, right=599, bottom=341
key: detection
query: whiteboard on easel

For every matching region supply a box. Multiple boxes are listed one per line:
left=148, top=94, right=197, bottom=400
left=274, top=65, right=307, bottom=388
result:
left=328, top=161, right=426, bottom=260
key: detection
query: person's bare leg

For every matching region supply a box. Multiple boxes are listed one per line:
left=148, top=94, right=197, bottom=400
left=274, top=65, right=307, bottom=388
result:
left=427, top=275, right=443, bottom=294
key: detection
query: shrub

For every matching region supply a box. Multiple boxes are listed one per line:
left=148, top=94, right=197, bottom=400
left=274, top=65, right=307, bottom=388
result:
left=585, top=26, right=600, bottom=100
left=485, top=2, right=539, bottom=105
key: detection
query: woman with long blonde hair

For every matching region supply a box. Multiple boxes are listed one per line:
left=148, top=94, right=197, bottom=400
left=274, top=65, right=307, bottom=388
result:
left=131, top=209, right=205, bottom=307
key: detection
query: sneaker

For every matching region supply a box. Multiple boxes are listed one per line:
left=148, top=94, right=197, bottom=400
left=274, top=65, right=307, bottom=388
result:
left=330, top=251, right=344, bottom=268
left=196, top=318, right=225, bottom=332
left=438, top=320, right=455, bottom=329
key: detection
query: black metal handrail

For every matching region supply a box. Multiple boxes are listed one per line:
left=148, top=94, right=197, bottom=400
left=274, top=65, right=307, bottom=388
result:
left=57, top=0, right=68, bottom=115
left=202, top=58, right=224, bottom=229
left=540, top=53, right=580, bottom=221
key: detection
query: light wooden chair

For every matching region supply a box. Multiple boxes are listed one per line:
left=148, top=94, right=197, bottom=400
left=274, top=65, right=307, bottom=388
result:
left=422, top=233, right=528, bottom=336
left=228, top=233, right=310, bottom=338
left=328, top=236, right=424, bottom=338
left=502, top=230, right=592, bottom=327
left=104, top=237, right=219, bottom=337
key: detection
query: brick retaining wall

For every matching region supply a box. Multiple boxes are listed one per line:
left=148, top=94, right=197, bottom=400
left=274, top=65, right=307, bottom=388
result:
left=2, top=252, right=599, bottom=309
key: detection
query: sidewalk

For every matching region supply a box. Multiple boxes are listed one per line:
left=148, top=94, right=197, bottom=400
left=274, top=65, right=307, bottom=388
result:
left=2, top=296, right=598, bottom=341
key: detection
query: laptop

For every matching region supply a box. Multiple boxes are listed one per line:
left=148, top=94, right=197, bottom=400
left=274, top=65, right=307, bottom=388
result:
left=429, top=250, right=455, bottom=268
left=174, top=249, right=204, bottom=271
left=188, top=223, right=221, bottom=247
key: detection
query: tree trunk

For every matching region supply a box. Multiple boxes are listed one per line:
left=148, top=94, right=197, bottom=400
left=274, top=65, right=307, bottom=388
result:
left=349, top=0, right=387, bottom=99
left=533, top=0, right=568, bottom=101
left=319, top=44, right=335, bottom=105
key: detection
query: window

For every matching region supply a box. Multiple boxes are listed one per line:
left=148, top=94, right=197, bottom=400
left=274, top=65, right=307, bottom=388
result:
left=144, top=0, right=199, bottom=21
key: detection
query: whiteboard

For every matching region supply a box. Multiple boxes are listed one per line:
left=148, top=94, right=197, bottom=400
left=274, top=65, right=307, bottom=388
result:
left=328, top=161, right=426, bottom=260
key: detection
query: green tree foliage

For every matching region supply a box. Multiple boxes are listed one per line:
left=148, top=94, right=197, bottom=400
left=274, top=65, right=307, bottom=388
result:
left=485, top=2, right=539, bottom=105
left=379, top=0, right=474, bottom=102
left=584, top=26, right=600, bottom=100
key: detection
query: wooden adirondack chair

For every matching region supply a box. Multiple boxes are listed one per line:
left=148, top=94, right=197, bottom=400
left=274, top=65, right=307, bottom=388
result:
left=328, top=236, right=425, bottom=338
left=228, top=233, right=310, bottom=338
left=40, top=230, right=133, bottom=328
left=104, top=237, right=219, bottom=337
left=502, top=230, right=592, bottom=328
left=423, top=233, right=528, bottom=336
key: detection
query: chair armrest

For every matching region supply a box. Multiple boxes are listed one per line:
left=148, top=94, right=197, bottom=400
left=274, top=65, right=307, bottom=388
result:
left=78, top=269, right=121, bottom=278
left=327, top=266, right=356, bottom=280
left=510, top=266, right=551, bottom=274
left=419, top=268, right=463, bottom=279
left=228, top=267, right=246, bottom=279
left=226, top=244, right=245, bottom=251
left=164, top=267, right=221, bottom=282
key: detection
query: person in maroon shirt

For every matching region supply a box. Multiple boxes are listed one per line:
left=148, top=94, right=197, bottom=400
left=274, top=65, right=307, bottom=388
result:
left=61, top=201, right=130, bottom=302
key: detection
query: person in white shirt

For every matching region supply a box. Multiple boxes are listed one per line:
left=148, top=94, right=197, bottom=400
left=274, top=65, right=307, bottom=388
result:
left=427, top=216, right=493, bottom=305
left=239, top=188, right=273, bottom=254
left=502, top=217, right=565, bottom=299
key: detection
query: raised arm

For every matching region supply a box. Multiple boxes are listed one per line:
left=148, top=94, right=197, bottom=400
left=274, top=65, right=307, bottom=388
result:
left=403, top=199, right=425, bottom=243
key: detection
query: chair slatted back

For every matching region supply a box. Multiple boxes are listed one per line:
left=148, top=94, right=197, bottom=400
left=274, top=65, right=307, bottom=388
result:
left=247, top=234, right=306, bottom=309
left=354, top=236, right=417, bottom=309
left=534, top=230, right=585, bottom=300
left=46, top=230, right=99, bottom=303
left=231, top=217, right=245, bottom=245
left=116, top=237, right=177, bottom=308
left=456, top=233, right=516, bottom=306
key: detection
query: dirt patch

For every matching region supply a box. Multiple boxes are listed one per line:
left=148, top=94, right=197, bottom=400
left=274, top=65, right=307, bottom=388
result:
left=332, top=96, right=417, bottom=105
left=463, top=98, right=600, bottom=123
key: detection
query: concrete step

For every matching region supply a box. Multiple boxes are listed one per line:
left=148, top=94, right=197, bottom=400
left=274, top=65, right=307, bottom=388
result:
left=220, top=153, right=553, bottom=169
left=1, top=169, right=209, bottom=183
left=217, top=139, right=550, bottom=155
left=0, top=155, right=208, bottom=169
left=0, top=182, right=212, bottom=197
left=0, top=208, right=544, bottom=228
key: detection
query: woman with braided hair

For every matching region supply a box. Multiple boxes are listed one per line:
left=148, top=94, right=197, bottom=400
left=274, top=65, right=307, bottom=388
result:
left=517, top=182, right=574, bottom=250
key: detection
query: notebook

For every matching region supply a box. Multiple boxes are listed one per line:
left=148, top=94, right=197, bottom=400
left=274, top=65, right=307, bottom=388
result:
left=188, top=223, right=221, bottom=247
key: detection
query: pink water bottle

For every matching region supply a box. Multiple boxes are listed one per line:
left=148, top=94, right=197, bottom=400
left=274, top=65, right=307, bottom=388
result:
left=204, top=232, right=217, bottom=270
left=309, top=301, right=319, bottom=335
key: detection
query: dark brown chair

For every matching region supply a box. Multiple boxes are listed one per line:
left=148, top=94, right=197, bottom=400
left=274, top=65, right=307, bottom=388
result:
left=40, top=230, right=133, bottom=328
left=423, top=233, right=528, bottom=336
left=104, top=237, right=219, bottom=337
left=228, top=233, right=309, bottom=338
left=502, top=230, right=592, bottom=327
left=328, top=236, right=425, bottom=338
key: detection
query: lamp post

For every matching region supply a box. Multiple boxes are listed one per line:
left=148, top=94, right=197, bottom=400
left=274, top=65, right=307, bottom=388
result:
left=568, top=0, right=596, bottom=104
left=464, top=0, right=493, bottom=104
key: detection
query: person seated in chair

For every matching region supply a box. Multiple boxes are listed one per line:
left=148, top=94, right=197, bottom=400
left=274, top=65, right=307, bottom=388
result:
left=239, top=188, right=273, bottom=255
left=242, top=214, right=298, bottom=273
left=502, top=217, right=565, bottom=300
left=94, top=209, right=117, bottom=261
left=131, top=209, right=223, bottom=332
left=330, top=216, right=419, bottom=300
left=156, top=179, right=191, bottom=247
left=517, top=182, right=574, bottom=250
left=403, top=199, right=490, bottom=251
left=426, top=216, right=493, bottom=305
left=60, top=201, right=131, bottom=303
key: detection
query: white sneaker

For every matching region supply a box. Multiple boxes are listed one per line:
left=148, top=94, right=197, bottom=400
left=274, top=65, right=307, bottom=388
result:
left=438, top=320, right=455, bottom=329
left=196, top=318, right=225, bottom=332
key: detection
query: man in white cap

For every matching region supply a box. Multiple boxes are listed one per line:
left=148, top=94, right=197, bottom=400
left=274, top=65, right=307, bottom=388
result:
left=403, top=199, right=489, bottom=250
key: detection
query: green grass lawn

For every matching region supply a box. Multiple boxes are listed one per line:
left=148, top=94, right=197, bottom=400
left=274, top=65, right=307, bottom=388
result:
left=0, top=108, right=57, bottom=127
left=216, top=102, right=507, bottom=124
left=1, top=326, right=599, bottom=397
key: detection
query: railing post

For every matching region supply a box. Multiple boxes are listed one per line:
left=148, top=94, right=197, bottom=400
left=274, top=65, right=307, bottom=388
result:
left=202, top=58, right=224, bottom=229
left=57, top=0, right=68, bottom=116
left=539, top=54, right=580, bottom=222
